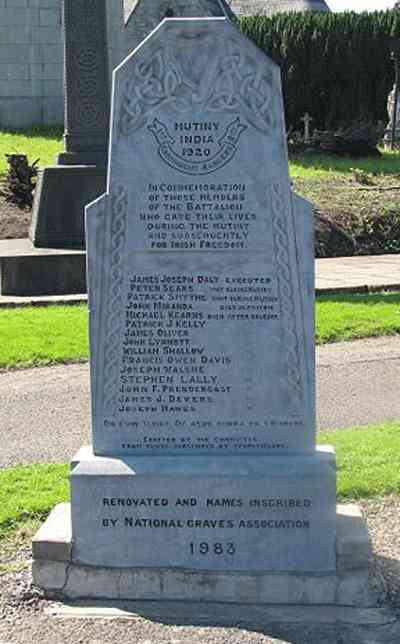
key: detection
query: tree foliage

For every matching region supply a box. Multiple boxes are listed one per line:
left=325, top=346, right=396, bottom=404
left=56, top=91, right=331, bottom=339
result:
left=239, top=9, right=400, bottom=130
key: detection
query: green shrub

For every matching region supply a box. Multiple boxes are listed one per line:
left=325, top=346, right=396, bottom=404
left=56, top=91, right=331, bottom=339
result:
left=240, top=9, right=400, bottom=130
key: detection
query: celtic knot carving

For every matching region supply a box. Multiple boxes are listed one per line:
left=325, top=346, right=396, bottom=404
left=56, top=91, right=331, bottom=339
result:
left=103, top=185, right=128, bottom=415
left=271, top=182, right=302, bottom=404
left=63, top=0, right=109, bottom=134
left=118, top=37, right=276, bottom=138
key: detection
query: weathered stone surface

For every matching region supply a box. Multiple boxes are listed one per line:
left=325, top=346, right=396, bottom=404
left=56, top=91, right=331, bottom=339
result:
left=32, top=503, right=72, bottom=562
left=86, top=17, right=315, bottom=457
left=30, top=165, right=106, bottom=250
left=60, top=0, right=110, bottom=166
left=0, top=238, right=86, bottom=296
left=32, top=560, right=68, bottom=592
left=336, top=504, right=371, bottom=572
left=69, top=446, right=336, bottom=572
left=32, top=501, right=380, bottom=606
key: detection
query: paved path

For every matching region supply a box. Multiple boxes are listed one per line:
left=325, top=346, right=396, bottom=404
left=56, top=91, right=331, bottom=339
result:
left=1, top=336, right=400, bottom=468
left=316, top=254, right=400, bottom=293
left=316, top=336, right=400, bottom=430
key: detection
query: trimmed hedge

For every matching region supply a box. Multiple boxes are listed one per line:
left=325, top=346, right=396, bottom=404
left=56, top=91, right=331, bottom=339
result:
left=239, top=10, right=400, bottom=130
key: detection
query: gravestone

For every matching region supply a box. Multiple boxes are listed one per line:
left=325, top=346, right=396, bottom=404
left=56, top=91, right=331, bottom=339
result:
left=384, top=83, right=400, bottom=150
left=30, top=0, right=109, bottom=250
left=32, top=18, right=373, bottom=605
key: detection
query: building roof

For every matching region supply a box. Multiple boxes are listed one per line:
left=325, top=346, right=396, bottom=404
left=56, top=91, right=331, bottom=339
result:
left=218, top=0, right=330, bottom=17
left=123, top=0, right=330, bottom=20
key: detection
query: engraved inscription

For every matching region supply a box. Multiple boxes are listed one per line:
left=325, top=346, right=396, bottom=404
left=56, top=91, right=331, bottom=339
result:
left=100, top=494, right=314, bottom=553
left=89, top=19, right=312, bottom=457
left=148, top=118, right=247, bottom=175
left=141, top=180, right=259, bottom=250
left=120, top=272, right=280, bottom=416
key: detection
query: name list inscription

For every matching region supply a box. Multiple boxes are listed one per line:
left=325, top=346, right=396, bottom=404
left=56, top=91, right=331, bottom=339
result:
left=108, top=261, right=305, bottom=452
left=101, top=119, right=306, bottom=453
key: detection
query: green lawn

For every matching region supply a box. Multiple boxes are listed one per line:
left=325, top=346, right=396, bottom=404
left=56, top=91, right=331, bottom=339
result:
left=0, top=304, right=88, bottom=369
left=290, top=149, right=400, bottom=180
left=316, top=292, right=400, bottom=344
left=0, top=127, right=63, bottom=176
left=1, top=128, right=398, bottom=181
left=1, top=422, right=399, bottom=541
left=0, top=464, right=68, bottom=539
left=0, top=293, right=400, bottom=369
left=319, top=423, right=400, bottom=499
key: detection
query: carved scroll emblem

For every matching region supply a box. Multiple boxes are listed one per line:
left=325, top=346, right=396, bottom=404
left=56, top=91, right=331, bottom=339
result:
left=147, top=117, right=247, bottom=175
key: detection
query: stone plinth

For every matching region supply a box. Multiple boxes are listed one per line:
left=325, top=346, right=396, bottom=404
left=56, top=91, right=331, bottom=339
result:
left=30, top=166, right=106, bottom=250
left=69, top=446, right=336, bottom=572
left=32, top=500, right=376, bottom=607
left=0, top=239, right=86, bottom=296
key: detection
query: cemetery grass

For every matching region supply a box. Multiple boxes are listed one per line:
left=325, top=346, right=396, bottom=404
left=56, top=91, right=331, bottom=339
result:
left=2, top=293, right=400, bottom=369
left=0, top=128, right=395, bottom=180
left=0, top=422, right=399, bottom=554
left=0, top=304, right=88, bottom=369
left=0, top=126, right=63, bottom=177
left=1, top=127, right=399, bottom=255
left=0, top=127, right=63, bottom=239
left=291, top=150, right=400, bottom=256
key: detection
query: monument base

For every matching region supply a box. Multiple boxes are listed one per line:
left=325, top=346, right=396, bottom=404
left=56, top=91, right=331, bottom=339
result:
left=31, top=446, right=377, bottom=607
left=0, top=239, right=86, bottom=296
left=32, top=502, right=377, bottom=607
left=69, top=446, right=337, bottom=572
left=30, top=165, right=106, bottom=249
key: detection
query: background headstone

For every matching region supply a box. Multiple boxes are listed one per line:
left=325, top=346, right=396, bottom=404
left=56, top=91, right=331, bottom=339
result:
left=30, top=0, right=109, bottom=250
left=384, top=83, right=400, bottom=148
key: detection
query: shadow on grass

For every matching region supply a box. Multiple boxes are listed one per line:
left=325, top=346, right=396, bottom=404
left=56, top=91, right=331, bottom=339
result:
left=317, top=292, right=400, bottom=306
left=0, top=125, right=63, bottom=140
left=290, top=151, right=400, bottom=176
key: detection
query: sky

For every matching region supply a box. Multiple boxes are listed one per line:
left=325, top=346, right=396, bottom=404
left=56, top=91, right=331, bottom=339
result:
left=328, top=0, right=395, bottom=11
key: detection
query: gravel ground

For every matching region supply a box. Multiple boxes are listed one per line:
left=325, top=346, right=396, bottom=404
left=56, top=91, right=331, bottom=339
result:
left=1, top=500, right=400, bottom=644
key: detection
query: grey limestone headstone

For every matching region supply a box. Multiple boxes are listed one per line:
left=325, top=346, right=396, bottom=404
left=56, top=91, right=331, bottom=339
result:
left=86, top=17, right=315, bottom=457
left=70, top=17, right=337, bottom=577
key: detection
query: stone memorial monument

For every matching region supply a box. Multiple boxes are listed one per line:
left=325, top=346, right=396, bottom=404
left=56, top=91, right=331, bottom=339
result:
left=32, top=17, right=373, bottom=605
left=384, top=83, right=400, bottom=150
left=30, top=0, right=110, bottom=251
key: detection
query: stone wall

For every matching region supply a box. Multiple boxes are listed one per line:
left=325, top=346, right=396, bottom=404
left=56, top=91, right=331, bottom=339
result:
left=0, top=0, right=126, bottom=130
left=0, top=0, right=63, bottom=129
